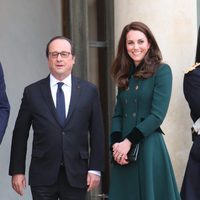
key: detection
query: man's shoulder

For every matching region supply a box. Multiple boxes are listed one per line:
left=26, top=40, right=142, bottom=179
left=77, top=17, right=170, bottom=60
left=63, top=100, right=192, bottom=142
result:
left=184, top=63, right=200, bottom=74
left=25, top=76, right=49, bottom=90
left=73, top=76, right=97, bottom=90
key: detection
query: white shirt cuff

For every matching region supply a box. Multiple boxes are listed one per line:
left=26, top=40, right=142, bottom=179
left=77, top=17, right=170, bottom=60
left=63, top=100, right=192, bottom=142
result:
left=88, top=170, right=101, bottom=176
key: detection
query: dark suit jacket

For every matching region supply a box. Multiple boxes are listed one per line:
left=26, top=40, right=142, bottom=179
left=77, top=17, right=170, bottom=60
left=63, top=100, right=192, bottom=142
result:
left=183, top=66, right=200, bottom=122
left=0, top=63, right=10, bottom=144
left=181, top=66, right=200, bottom=200
left=9, top=75, right=104, bottom=188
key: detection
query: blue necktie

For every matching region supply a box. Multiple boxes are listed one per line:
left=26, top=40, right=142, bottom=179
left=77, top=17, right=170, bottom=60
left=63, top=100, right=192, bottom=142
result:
left=56, top=82, right=66, bottom=126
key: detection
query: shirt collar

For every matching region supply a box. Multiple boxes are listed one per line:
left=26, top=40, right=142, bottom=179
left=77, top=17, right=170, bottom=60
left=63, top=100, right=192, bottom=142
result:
left=50, top=74, right=72, bottom=87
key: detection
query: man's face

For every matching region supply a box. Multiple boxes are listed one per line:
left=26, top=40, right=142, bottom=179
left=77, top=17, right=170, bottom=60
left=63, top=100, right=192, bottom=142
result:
left=48, top=39, right=75, bottom=80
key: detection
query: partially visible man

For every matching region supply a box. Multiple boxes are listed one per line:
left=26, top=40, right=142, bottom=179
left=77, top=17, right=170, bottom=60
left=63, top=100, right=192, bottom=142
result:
left=181, top=27, right=200, bottom=200
left=181, top=63, right=200, bottom=200
left=9, top=36, right=104, bottom=200
left=0, top=62, right=10, bottom=144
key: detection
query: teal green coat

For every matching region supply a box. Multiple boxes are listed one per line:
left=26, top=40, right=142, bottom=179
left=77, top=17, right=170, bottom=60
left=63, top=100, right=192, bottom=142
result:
left=109, top=64, right=181, bottom=200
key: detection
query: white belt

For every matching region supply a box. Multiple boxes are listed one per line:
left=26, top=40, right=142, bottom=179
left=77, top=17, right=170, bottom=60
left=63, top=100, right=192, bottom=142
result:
left=192, top=118, right=200, bottom=135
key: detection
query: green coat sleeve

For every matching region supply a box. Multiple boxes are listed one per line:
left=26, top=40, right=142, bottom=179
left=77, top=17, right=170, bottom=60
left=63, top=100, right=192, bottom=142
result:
left=137, top=64, right=172, bottom=133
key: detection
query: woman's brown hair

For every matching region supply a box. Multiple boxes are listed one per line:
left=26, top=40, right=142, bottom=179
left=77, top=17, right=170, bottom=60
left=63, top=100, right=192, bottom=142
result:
left=111, top=21, right=162, bottom=89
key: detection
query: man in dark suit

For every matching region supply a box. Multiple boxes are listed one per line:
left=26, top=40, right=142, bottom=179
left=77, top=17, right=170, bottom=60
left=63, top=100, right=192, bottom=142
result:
left=0, top=62, right=10, bottom=144
left=9, top=36, right=104, bottom=200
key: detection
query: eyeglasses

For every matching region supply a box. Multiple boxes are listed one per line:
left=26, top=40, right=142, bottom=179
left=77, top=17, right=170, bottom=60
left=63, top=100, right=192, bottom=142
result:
left=48, top=51, right=71, bottom=58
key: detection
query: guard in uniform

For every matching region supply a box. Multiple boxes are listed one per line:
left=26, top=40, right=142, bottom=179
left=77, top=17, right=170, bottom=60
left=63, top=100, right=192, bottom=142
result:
left=181, top=62, right=200, bottom=200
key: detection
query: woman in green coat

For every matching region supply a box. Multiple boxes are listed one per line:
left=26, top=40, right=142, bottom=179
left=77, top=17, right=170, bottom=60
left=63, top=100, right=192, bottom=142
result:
left=109, top=21, right=181, bottom=200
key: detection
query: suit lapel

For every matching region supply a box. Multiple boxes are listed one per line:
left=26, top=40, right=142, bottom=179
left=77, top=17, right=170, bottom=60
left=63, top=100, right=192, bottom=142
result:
left=65, top=76, right=81, bottom=124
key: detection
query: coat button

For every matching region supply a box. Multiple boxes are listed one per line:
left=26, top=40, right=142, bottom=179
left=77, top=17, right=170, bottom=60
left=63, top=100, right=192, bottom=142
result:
left=135, top=85, right=139, bottom=90
left=124, top=113, right=128, bottom=118
left=132, top=113, right=136, bottom=117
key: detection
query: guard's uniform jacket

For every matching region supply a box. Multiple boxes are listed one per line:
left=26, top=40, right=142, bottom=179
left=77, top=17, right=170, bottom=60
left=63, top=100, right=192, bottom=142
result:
left=181, top=63, right=200, bottom=200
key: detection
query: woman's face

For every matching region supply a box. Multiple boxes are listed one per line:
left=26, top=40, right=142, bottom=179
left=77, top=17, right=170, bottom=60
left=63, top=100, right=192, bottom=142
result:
left=126, top=30, right=150, bottom=66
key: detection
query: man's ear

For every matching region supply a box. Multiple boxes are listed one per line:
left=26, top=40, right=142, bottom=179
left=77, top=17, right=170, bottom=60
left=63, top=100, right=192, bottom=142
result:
left=72, top=56, right=76, bottom=64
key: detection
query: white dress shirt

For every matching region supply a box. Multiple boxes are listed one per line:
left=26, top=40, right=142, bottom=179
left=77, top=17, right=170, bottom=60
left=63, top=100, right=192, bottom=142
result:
left=50, top=74, right=100, bottom=177
left=50, top=74, right=71, bottom=118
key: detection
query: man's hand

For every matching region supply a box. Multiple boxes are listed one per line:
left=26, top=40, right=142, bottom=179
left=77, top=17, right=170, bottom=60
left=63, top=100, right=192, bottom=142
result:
left=87, top=172, right=100, bottom=192
left=12, top=174, right=26, bottom=196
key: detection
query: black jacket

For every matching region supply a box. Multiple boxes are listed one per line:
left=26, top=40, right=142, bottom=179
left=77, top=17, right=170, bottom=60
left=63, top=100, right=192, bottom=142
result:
left=9, top=75, right=104, bottom=188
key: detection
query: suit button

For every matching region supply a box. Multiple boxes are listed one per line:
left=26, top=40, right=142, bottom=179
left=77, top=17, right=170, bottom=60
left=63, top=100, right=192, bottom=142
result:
left=132, top=113, right=136, bottom=117
left=124, top=113, right=128, bottom=118
left=135, top=85, right=139, bottom=90
left=62, top=131, right=65, bottom=135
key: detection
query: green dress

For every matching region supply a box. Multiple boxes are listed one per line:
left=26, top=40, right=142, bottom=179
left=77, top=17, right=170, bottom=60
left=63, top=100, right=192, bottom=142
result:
left=109, top=64, right=181, bottom=200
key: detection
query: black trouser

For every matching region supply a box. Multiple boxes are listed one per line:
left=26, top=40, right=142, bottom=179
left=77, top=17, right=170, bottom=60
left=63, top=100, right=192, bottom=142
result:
left=181, top=135, right=200, bottom=200
left=31, top=166, right=87, bottom=200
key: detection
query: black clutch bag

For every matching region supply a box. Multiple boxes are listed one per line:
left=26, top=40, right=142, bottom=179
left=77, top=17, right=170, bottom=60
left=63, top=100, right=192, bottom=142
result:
left=127, top=143, right=140, bottom=162
left=111, top=143, right=140, bottom=164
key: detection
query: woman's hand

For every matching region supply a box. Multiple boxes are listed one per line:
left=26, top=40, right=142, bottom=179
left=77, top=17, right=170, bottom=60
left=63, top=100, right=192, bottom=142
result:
left=112, top=139, right=132, bottom=165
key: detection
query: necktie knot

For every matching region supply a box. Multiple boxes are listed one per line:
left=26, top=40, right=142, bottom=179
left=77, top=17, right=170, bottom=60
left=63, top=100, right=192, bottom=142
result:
left=57, top=82, right=64, bottom=89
